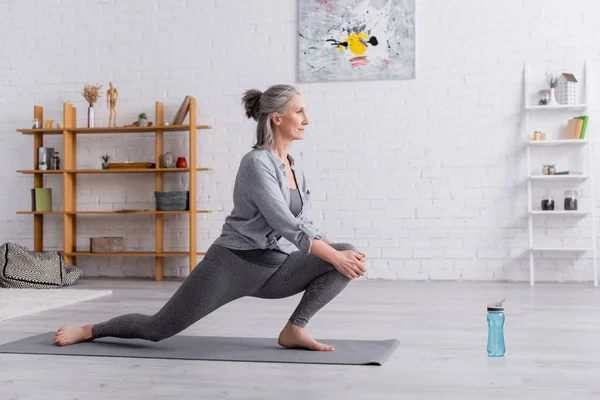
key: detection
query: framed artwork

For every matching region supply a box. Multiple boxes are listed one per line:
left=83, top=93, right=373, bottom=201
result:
left=298, top=0, right=415, bottom=83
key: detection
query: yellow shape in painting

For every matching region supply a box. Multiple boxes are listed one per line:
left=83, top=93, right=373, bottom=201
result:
left=346, top=32, right=370, bottom=55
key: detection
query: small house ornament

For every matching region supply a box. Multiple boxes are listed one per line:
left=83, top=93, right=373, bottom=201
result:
left=557, top=73, right=577, bottom=105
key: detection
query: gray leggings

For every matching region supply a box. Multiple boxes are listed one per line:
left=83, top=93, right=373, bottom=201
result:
left=92, top=242, right=355, bottom=341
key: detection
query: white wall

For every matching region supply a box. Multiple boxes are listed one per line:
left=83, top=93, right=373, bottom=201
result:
left=2, top=0, right=600, bottom=282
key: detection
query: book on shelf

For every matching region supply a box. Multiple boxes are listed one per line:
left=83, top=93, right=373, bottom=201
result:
left=32, top=188, right=52, bottom=211
left=564, top=115, right=589, bottom=139
left=574, top=115, right=588, bottom=139
left=107, top=162, right=155, bottom=169
left=555, top=170, right=583, bottom=175
left=171, top=95, right=191, bottom=125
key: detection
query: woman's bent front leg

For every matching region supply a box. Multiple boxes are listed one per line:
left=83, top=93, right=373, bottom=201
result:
left=251, top=242, right=357, bottom=351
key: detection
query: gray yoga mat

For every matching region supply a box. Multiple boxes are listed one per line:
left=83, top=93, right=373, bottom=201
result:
left=0, top=332, right=398, bottom=366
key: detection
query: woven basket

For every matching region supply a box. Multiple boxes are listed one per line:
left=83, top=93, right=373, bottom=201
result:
left=155, top=190, right=189, bottom=211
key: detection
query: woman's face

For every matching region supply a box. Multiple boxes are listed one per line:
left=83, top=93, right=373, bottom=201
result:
left=272, top=94, right=309, bottom=142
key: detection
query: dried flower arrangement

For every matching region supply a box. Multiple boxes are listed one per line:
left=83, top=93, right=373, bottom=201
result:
left=545, top=73, right=558, bottom=89
left=82, top=83, right=103, bottom=105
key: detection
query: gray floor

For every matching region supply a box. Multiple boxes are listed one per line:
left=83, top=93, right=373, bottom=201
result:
left=1, top=278, right=599, bottom=399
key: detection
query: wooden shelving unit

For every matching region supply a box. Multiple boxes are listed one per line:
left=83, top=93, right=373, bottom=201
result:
left=17, top=168, right=212, bottom=174
left=17, top=97, right=212, bottom=281
left=17, top=211, right=212, bottom=215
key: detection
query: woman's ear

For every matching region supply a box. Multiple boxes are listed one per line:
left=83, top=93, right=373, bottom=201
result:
left=271, top=112, right=281, bottom=126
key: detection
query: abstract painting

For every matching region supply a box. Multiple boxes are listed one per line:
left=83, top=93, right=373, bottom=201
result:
left=298, top=0, right=415, bottom=83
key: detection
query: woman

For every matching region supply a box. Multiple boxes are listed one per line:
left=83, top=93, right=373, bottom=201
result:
left=54, top=84, right=367, bottom=352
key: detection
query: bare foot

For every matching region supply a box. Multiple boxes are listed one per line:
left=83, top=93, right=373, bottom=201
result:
left=53, top=324, right=94, bottom=346
left=278, top=321, right=334, bottom=351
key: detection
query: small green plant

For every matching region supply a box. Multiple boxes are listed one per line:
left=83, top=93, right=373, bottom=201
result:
left=138, top=112, right=147, bottom=119
left=101, top=154, right=110, bottom=163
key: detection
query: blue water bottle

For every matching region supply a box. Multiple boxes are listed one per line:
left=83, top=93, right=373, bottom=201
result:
left=487, top=298, right=506, bottom=357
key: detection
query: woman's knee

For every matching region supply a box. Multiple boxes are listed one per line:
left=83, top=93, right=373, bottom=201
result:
left=330, top=242, right=358, bottom=253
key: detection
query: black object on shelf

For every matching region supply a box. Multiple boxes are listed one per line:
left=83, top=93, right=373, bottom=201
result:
left=564, top=190, right=578, bottom=211
left=541, top=194, right=555, bottom=211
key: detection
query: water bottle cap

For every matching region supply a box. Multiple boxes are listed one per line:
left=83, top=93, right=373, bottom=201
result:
left=487, top=298, right=506, bottom=312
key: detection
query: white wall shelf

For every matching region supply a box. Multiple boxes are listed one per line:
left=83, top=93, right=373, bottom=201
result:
left=528, top=139, right=588, bottom=146
left=531, top=210, right=589, bottom=216
left=529, top=175, right=589, bottom=181
left=526, top=104, right=588, bottom=111
left=523, top=60, right=597, bottom=287
left=531, top=247, right=592, bottom=252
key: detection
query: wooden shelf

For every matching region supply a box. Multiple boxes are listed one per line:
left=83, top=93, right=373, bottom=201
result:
left=64, top=251, right=207, bottom=257
left=66, top=210, right=212, bottom=215
left=17, top=168, right=212, bottom=174
left=18, top=124, right=211, bottom=135
left=16, top=211, right=63, bottom=215
left=18, top=210, right=212, bottom=215
left=17, top=128, right=64, bottom=135
left=17, top=170, right=64, bottom=174
left=66, top=167, right=213, bottom=173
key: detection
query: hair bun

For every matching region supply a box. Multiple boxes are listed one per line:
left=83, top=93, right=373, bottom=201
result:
left=241, top=89, right=262, bottom=121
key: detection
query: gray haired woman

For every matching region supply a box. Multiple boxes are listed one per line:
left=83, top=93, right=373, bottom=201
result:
left=54, top=84, right=367, bottom=352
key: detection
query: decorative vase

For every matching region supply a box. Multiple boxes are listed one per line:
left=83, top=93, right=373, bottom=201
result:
left=88, top=104, right=94, bottom=128
left=102, top=162, right=109, bottom=170
left=176, top=157, right=187, bottom=168
left=548, top=88, right=559, bottom=106
left=163, top=151, right=175, bottom=168
left=542, top=164, right=556, bottom=175
left=138, top=118, right=147, bottom=126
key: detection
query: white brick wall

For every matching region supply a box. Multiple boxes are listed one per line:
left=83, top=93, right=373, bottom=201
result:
left=2, top=0, right=600, bottom=282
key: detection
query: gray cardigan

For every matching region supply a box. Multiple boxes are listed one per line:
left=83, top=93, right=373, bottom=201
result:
left=213, top=147, right=325, bottom=254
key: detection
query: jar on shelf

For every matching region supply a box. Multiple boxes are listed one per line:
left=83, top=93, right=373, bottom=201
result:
left=541, top=193, right=555, bottom=211
left=564, top=190, right=578, bottom=211
left=538, top=89, right=550, bottom=105
left=542, top=164, right=556, bottom=175
left=533, top=130, right=547, bottom=140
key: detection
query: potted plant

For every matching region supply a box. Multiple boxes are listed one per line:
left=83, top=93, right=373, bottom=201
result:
left=39, top=161, right=47, bottom=171
left=101, top=154, right=110, bottom=169
left=138, top=112, right=148, bottom=126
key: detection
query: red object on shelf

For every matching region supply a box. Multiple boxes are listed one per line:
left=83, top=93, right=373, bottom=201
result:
left=176, top=157, right=187, bottom=168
